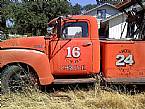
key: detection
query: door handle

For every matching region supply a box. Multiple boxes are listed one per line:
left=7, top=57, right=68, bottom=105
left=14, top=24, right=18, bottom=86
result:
left=82, top=42, right=92, bottom=47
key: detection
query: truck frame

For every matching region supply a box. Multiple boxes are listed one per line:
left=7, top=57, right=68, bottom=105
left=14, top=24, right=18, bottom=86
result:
left=0, top=1, right=145, bottom=93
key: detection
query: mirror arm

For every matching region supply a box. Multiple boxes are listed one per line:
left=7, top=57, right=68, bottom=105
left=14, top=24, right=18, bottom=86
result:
left=57, top=17, right=62, bottom=38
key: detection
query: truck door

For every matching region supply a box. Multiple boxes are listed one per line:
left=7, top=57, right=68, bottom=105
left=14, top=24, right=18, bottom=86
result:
left=50, top=21, right=93, bottom=75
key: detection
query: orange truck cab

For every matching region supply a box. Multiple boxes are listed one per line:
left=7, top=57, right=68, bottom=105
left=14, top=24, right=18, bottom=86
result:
left=0, top=15, right=145, bottom=92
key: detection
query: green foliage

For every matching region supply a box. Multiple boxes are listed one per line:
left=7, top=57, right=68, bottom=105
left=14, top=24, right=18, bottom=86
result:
left=71, top=3, right=82, bottom=15
left=1, top=0, right=71, bottom=35
left=1, top=1, right=101, bottom=36
left=82, top=4, right=97, bottom=11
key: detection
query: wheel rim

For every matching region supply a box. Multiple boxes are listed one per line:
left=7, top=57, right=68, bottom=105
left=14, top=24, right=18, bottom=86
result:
left=7, top=67, right=38, bottom=92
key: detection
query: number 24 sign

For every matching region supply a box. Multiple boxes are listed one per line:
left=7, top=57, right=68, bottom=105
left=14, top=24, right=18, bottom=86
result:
left=116, top=54, right=134, bottom=66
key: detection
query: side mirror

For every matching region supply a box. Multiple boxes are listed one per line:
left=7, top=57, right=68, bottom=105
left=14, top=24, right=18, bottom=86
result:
left=44, top=27, right=53, bottom=39
left=47, top=27, right=53, bottom=35
left=45, top=17, right=62, bottom=39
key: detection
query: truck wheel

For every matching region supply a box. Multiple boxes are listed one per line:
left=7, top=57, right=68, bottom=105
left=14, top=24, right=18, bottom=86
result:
left=1, top=65, right=39, bottom=93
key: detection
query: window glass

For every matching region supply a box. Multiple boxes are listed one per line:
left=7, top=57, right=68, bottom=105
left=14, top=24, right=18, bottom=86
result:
left=97, top=9, right=106, bottom=19
left=62, top=22, right=88, bottom=38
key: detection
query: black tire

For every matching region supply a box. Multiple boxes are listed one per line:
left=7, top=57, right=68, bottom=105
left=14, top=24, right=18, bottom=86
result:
left=1, top=65, right=39, bottom=93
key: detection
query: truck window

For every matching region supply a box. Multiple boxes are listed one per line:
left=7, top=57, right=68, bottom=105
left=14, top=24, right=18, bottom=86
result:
left=62, top=22, right=88, bottom=38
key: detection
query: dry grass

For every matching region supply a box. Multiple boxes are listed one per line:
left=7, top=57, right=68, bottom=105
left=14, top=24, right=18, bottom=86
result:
left=1, top=85, right=145, bottom=109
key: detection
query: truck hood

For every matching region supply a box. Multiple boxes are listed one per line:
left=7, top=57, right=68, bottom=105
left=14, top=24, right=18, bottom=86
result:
left=0, top=36, right=46, bottom=52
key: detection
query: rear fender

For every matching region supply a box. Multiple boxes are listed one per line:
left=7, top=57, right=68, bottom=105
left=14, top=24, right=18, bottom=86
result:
left=0, top=49, right=54, bottom=85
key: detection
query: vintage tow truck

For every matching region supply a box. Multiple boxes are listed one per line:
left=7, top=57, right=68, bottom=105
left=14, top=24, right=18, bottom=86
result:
left=0, top=1, right=145, bottom=93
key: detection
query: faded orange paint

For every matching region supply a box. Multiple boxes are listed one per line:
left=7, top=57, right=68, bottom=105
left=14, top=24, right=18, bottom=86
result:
left=0, top=15, right=145, bottom=85
left=0, top=36, right=46, bottom=52
left=48, top=16, right=100, bottom=76
left=0, top=15, right=100, bottom=85
left=0, top=49, right=54, bottom=85
left=101, top=40, right=145, bottom=79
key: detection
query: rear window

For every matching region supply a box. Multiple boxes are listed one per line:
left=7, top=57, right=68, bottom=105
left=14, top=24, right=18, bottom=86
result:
left=62, top=22, right=88, bottom=38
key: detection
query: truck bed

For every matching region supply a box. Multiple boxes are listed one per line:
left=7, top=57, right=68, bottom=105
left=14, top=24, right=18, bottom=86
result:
left=100, top=40, right=145, bottom=84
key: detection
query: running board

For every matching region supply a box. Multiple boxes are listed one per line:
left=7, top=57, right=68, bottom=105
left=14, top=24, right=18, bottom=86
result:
left=53, top=78, right=96, bottom=84
left=104, top=77, right=145, bottom=84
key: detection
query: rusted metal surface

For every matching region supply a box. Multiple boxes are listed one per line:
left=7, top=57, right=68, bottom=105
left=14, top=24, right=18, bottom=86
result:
left=115, top=0, right=136, bottom=10
left=53, top=78, right=96, bottom=84
left=104, top=77, right=145, bottom=84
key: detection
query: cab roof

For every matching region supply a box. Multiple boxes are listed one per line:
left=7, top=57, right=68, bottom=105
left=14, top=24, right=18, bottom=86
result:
left=48, top=15, right=96, bottom=25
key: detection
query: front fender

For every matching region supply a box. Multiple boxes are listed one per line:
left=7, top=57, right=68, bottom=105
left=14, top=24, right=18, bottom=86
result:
left=0, top=49, right=54, bottom=85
